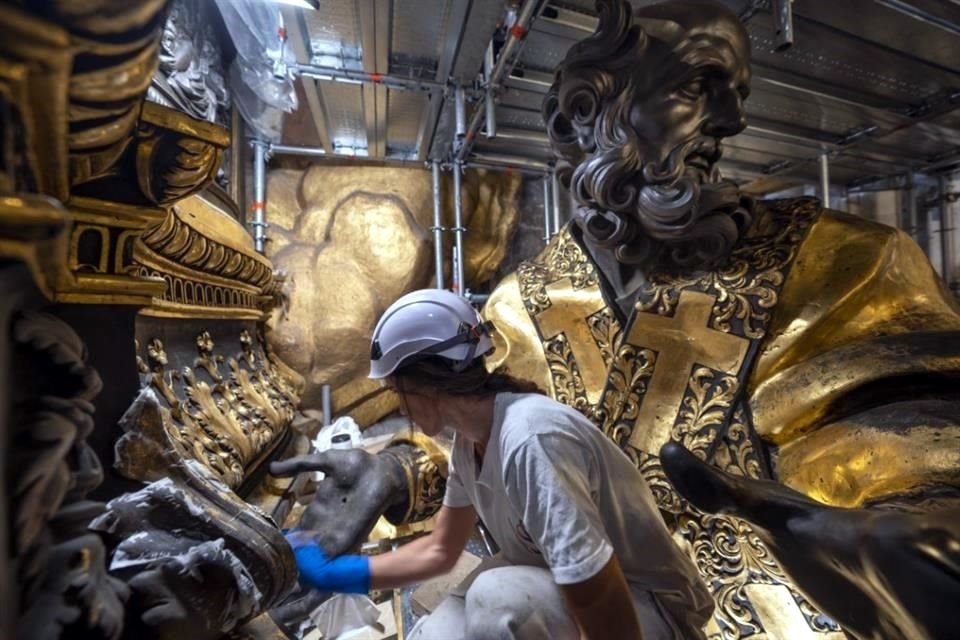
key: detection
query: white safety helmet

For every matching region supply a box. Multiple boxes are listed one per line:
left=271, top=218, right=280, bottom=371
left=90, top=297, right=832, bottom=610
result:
left=369, top=289, right=494, bottom=379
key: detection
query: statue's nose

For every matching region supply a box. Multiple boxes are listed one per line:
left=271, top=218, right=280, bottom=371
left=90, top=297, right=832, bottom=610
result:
left=702, top=91, right=747, bottom=137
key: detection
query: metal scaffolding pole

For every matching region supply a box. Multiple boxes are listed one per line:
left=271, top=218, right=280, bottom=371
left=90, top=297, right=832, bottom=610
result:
left=452, top=161, right=466, bottom=295
left=940, top=175, right=953, bottom=285
left=464, top=159, right=548, bottom=176
left=484, top=43, right=497, bottom=139
left=904, top=174, right=917, bottom=239
left=321, top=384, right=332, bottom=427
left=269, top=143, right=327, bottom=157
left=771, top=0, right=795, bottom=51
left=467, top=152, right=550, bottom=174
left=819, top=153, right=831, bottom=209
left=431, top=160, right=445, bottom=290
left=251, top=139, right=268, bottom=253
left=293, top=62, right=445, bottom=93
left=551, top=169, right=562, bottom=235
left=542, top=174, right=553, bottom=243
left=455, top=85, right=467, bottom=139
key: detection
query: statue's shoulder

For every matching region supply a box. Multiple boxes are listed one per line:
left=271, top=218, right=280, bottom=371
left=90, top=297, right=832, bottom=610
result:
left=760, top=197, right=907, bottom=264
left=807, top=204, right=916, bottom=267
left=764, top=197, right=950, bottom=352
left=818, top=206, right=902, bottom=239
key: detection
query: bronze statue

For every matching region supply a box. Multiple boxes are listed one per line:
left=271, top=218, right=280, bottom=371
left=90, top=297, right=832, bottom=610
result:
left=484, top=1, right=960, bottom=637
left=276, top=1, right=960, bottom=638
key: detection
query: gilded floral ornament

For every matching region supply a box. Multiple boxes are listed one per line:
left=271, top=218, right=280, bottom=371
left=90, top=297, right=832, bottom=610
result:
left=122, top=328, right=300, bottom=490
left=147, top=338, right=168, bottom=368
left=196, top=331, right=215, bottom=354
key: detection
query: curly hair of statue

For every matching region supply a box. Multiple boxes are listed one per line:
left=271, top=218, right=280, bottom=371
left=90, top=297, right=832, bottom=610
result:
left=393, top=356, right=545, bottom=397
left=543, top=0, right=753, bottom=268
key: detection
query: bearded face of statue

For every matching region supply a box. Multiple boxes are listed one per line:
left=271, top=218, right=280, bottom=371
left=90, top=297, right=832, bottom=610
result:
left=545, top=0, right=755, bottom=269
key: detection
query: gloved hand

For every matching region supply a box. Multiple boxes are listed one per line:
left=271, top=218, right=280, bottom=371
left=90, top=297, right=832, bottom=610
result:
left=285, top=530, right=371, bottom=594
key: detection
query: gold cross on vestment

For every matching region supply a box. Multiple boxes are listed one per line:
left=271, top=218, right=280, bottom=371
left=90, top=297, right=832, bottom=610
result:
left=534, top=278, right=609, bottom=404
left=626, top=290, right=749, bottom=454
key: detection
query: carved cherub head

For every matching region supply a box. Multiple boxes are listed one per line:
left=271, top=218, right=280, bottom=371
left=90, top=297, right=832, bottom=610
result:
left=545, top=0, right=754, bottom=268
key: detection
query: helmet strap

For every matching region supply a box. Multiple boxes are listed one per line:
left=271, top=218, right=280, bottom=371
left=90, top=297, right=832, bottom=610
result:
left=415, top=320, right=493, bottom=371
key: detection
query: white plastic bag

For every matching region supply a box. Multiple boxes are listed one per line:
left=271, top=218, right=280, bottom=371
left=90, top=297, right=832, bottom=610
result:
left=299, top=593, right=383, bottom=639
left=310, top=416, right=363, bottom=481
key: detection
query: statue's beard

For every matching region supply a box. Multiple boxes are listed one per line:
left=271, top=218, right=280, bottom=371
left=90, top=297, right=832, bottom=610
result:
left=575, top=136, right=753, bottom=269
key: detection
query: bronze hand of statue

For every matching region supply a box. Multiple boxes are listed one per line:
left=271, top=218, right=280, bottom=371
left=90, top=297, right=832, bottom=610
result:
left=660, top=441, right=960, bottom=640
left=269, top=448, right=409, bottom=557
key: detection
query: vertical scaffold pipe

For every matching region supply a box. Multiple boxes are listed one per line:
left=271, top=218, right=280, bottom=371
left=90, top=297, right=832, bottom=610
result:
left=542, top=173, right=553, bottom=243
left=251, top=139, right=268, bottom=253
left=819, top=153, right=831, bottom=210
left=484, top=43, right=497, bottom=139
left=431, top=160, right=445, bottom=289
left=321, top=384, right=332, bottom=427
left=551, top=169, right=561, bottom=236
left=453, top=161, right=466, bottom=295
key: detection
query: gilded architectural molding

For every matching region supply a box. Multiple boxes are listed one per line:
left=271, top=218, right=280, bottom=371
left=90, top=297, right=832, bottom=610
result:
left=134, top=191, right=276, bottom=320
left=0, top=0, right=233, bottom=307
left=133, top=101, right=230, bottom=207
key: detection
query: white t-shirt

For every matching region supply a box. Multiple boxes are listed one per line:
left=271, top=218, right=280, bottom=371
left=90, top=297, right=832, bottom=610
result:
left=443, top=392, right=712, bottom=619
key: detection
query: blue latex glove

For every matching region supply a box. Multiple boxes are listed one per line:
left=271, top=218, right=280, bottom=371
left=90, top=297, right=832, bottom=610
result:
left=285, top=530, right=371, bottom=594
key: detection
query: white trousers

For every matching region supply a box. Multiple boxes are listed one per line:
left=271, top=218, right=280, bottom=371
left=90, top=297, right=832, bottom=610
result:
left=407, top=563, right=684, bottom=640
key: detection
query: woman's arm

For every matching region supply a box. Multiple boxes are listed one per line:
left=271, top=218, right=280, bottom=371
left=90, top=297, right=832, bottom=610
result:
left=370, top=504, right=477, bottom=590
left=560, top=554, right=643, bottom=640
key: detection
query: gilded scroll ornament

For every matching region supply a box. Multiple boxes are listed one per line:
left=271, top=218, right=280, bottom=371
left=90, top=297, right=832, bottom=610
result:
left=124, top=328, right=300, bottom=490
left=517, top=229, right=602, bottom=317
left=673, top=369, right=741, bottom=463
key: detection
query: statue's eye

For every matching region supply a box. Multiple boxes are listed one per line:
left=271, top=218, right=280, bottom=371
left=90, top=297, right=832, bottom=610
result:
left=679, top=77, right=705, bottom=100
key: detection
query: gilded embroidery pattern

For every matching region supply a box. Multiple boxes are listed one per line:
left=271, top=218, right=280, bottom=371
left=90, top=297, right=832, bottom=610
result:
left=674, top=369, right=740, bottom=461
left=586, top=307, right=622, bottom=370
left=679, top=511, right=786, bottom=639
left=544, top=334, right=592, bottom=413
left=517, top=230, right=601, bottom=317
left=596, top=344, right=655, bottom=447
left=640, top=199, right=819, bottom=339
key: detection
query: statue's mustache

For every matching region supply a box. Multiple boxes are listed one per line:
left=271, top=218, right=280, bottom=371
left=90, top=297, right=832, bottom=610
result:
left=634, top=136, right=726, bottom=243
left=642, top=136, right=723, bottom=187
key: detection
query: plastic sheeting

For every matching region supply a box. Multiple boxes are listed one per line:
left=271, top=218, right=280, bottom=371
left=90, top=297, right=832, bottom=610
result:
left=215, top=0, right=298, bottom=140
left=300, top=593, right=383, bottom=639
